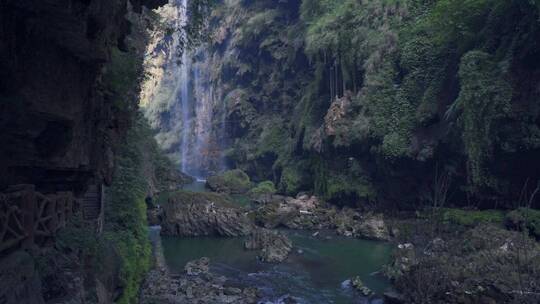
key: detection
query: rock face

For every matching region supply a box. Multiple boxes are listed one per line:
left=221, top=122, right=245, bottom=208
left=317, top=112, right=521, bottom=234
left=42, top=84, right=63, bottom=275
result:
left=244, top=229, right=293, bottom=263
left=253, top=195, right=390, bottom=241
left=0, top=0, right=164, bottom=194
left=160, top=191, right=253, bottom=237
left=0, top=1, right=166, bottom=303
left=141, top=258, right=260, bottom=304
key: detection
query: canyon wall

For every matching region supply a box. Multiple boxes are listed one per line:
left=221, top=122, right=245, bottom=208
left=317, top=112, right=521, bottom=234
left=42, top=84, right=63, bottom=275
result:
left=147, top=0, right=540, bottom=209
left=0, top=1, right=168, bottom=303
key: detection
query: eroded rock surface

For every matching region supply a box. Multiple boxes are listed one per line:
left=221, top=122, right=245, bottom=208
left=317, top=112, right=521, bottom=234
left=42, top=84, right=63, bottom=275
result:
left=140, top=258, right=259, bottom=304
left=244, top=229, right=293, bottom=263
left=160, top=191, right=253, bottom=237
left=252, top=195, right=390, bottom=240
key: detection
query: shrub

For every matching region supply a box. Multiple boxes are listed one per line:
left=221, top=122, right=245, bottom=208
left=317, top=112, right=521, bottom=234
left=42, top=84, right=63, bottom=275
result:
left=249, top=180, right=277, bottom=196
left=506, top=208, right=540, bottom=239
left=206, top=169, right=252, bottom=194
left=440, top=208, right=505, bottom=227
left=279, top=166, right=303, bottom=195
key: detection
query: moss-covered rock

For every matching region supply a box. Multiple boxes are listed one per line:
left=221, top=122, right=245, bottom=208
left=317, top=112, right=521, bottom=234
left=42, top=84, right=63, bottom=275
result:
left=206, top=169, right=252, bottom=194
left=161, top=190, right=253, bottom=237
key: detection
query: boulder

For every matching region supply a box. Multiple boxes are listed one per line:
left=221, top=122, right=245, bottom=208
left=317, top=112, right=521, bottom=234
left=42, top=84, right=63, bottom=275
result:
left=185, top=258, right=210, bottom=276
left=244, top=229, right=293, bottom=263
left=350, top=276, right=373, bottom=296
left=383, top=243, right=417, bottom=280
left=286, top=194, right=320, bottom=211
left=141, top=258, right=260, bottom=304
left=336, top=210, right=390, bottom=241
left=206, top=169, right=252, bottom=194
left=160, top=191, right=253, bottom=237
left=355, top=213, right=390, bottom=241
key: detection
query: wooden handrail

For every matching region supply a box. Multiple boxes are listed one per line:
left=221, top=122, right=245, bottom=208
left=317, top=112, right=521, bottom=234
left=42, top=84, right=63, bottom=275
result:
left=0, top=185, right=77, bottom=255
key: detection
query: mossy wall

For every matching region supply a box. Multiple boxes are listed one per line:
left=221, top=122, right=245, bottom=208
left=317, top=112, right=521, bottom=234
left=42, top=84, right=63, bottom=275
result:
left=196, top=0, right=540, bottom=209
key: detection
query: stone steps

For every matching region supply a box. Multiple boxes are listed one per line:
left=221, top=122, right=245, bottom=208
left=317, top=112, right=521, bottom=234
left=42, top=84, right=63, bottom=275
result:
left=82, top=185, right=101, bottom=220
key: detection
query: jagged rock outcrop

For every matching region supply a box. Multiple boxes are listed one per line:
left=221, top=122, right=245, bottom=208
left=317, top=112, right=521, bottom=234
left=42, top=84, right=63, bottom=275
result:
left=244, top=229, right=293, bottom=263
left=0, top=0, right=165, bottom=194
left=160, top=191, right=253, bottom=237
left=252, top=193, right=390, bottom=240
left=335, top=211, right=391, bottom=241
left=141, top=258, right=260, bottom=304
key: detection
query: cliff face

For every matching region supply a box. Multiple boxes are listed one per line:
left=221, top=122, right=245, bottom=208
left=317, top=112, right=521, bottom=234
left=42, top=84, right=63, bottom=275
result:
left=0, top=1, right=167, bottom=303
left=0, top=0, right=165, bottom=194
left=147, top=0, right=540, bottom=209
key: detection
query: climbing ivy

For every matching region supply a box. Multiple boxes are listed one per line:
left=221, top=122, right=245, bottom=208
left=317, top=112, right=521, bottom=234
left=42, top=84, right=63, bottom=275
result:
left=456, top=51, right=512, bottom=189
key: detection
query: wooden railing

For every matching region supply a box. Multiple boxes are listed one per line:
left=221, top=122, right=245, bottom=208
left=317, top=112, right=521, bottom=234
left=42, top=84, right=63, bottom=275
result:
left=0, top=185, right=77, bottom=255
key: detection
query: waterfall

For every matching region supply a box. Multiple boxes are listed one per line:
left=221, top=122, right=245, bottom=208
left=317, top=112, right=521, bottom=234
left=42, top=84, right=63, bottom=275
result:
left=140, top=0, right=226, bottom=179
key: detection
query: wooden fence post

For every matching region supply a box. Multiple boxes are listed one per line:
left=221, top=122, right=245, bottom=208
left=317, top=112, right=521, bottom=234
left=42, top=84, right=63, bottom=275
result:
left=21, top=184, right=36, bottom=249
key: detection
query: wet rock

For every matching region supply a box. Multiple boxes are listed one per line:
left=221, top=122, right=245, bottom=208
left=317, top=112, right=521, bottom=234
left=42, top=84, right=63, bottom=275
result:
left=351, top=276, right=373, bottom=296
left=355, top=214, right=390, bottom=241
left=141, top=257, right=260, bottom=304
left=244, top=229, right=293, bottom=263
left=336, top=210, right=390, bottom=241
left=384, top=243, right=416, bottom=280
left=185, top=257, right=210, bottom=275
left=160, top=191, right=253, bottom=237
left=383, top=290, right=405, bottom=304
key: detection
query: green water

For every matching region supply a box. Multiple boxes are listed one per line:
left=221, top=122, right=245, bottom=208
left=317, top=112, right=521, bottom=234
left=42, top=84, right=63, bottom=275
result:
left=182, top=179, right=208, bottom=192
left=160, top=230, right=392, bottom=304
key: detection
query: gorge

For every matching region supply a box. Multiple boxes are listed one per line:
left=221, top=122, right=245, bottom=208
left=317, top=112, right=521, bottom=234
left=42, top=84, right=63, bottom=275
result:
left=1, top=0, right=540, bottom=304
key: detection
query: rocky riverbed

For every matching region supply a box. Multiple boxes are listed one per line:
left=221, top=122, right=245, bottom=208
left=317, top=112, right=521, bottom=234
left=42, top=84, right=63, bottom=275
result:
left=140, top=256, right=260, bottom=304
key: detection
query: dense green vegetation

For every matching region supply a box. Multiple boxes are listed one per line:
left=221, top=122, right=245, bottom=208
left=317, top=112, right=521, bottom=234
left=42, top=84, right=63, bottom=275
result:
left=101, top=114, right=155, bottom=304
left=199, top=0, right=540, bottom=209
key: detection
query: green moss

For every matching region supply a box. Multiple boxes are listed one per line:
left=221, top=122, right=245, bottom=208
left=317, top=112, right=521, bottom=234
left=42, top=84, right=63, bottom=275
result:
left=279, top=166, right=303, bottom=195
left=456, top=51, right=512, bottom=189
left=56, top=213, right=99, bottom=255
left=103, top=48, right=140, bottom=109
left=206, top=169, right=252, bottom=194
left=440, top=208, right=505, bottom=227
left=506, top=208, right=540, bottom=239
left=249, top=180, right=277, bottom=196
left=99, top=114, right=164, bottom=304
left=256, top=121, right=288, bottom=158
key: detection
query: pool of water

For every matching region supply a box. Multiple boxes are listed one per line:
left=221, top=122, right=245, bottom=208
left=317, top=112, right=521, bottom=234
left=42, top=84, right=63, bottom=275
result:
left=182, top=179, right=208, bottom=192
left=158, top=229, right=392, bottom=304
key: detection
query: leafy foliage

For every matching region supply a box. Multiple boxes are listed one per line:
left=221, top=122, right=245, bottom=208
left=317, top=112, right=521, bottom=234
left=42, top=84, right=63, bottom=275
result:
left=249, top=180, right=277, bottom=196
left=102, top=114, right=155, bottom=304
